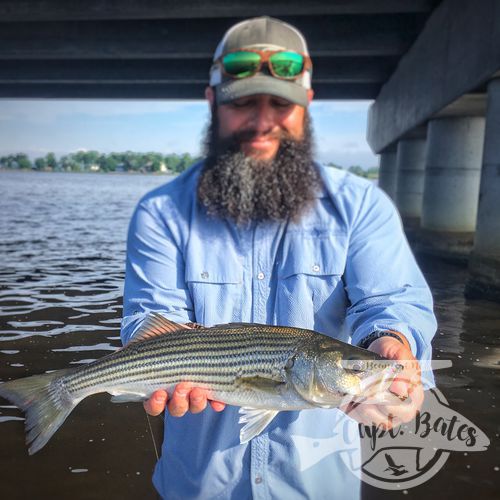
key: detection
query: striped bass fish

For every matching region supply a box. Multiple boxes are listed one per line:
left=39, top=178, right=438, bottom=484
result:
left=0, top=313, right=403, bottom=455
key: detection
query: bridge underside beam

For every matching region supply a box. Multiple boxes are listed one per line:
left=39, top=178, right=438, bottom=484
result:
left=0, top=15, right=425, bottom=60
left=0, top=55, right=390, bottom=99
left=367, top=0, right=500, bottom=153
left=0, top=9, right=436, bottom=100
left=0, top=57, right=395, bottom=83
left=0, top=0, right=439, bottom=22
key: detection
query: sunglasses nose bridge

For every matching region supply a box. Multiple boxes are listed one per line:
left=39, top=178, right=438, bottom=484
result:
left=246, top=52, right=273, bottom=77
left=260, top=60, right=274, bottom=77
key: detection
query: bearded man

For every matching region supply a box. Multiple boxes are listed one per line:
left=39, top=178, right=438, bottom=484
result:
left=121, top=16, right=436, bottom=499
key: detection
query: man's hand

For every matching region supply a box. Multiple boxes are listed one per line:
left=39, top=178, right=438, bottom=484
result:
left=144, top=382, right=226, bottom=417
left=344, top=336, right=424, bottom=430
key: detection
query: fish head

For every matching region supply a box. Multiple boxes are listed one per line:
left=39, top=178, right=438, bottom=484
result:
left=286, top=337, right=403, bottom=407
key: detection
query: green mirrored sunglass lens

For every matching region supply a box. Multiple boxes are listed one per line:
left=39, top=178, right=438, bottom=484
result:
left=270, top=51, right=304, bottom=77
left=223, top=52, right=261, bottom=78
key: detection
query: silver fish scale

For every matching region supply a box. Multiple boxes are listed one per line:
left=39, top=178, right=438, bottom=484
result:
left=62, top=325, right=317, bottom=397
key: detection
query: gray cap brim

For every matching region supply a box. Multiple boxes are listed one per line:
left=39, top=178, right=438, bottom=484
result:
left=215, top=74, right=309, bottom=107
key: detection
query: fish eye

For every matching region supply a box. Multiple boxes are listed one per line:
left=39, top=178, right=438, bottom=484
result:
left=347, top=358, right=365, bottom=372
left=285, top=357, right=295, bottom=370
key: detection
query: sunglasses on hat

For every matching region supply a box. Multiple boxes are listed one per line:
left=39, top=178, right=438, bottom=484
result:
left=218, top=49, right=312, bottom=80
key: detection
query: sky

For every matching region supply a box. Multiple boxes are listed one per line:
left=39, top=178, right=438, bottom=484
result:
left=0, top=99, right=379, bottom=168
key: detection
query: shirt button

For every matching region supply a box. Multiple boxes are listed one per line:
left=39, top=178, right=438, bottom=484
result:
left=255, top=476, right=262, bottom=484
left=257, top=272, right=265, bottom=280
left=312, top=264, right=320, bottom=273
left=201, top=271, right=209, bottom=279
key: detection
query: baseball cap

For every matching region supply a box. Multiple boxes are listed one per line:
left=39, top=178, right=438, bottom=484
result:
left=209, top=16, right=312, bottom=107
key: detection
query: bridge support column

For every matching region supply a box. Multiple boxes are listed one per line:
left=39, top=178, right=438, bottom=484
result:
left=418, top=116, right=485, bottom=262
left=378, top=147, right=398, bottom=200
left=395, top=138, right=427, bottom=231
left=467, top=79, right=500, bottom=301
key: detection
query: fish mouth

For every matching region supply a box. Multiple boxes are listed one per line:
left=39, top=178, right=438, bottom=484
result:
left=359, top=364, right=402, bottom=392
left=346, top=363, right=404, bottom=406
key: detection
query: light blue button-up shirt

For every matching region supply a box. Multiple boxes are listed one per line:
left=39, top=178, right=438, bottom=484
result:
left=121, top=161, right=436, bottom=499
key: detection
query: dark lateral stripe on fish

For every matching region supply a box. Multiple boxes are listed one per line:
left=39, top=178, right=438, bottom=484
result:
left=65, top=346, right=284, bottom=374
left=66, top=345, right=291, bottom=387
left=104, top=371, right=265, bottom=386
left=70, top=364, right=279, bottom=389
left=127, top=343, right=289, bottom=361
left=126, top=339, right=294, bottom=356
left=66, top=353, right=285, bottom=390
left=71, top=343, right=289, bottom=375
left=125, top=335, right=303, bottom=353
left=69, top=356, right=281, bottom=382
left=67, top=373, right=263, bottom=392
left=129, top=327, right=311, bottom=347
left=68, top=367, right=280, bottom=390
left=109, top=335, right=297, bottom=362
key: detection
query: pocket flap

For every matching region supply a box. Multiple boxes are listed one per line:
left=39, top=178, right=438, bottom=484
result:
left=278, top=232, right=348, bottom=279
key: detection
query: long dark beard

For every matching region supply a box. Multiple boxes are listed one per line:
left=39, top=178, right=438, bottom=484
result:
left=197, top=110, right=321, bottom=226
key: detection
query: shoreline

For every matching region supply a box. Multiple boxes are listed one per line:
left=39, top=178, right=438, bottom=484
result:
left=0, top=167, right=174, bottom=176
left=0, top=166, right=379, bottom=180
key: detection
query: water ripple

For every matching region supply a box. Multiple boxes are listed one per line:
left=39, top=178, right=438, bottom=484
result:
left=52, top=343, right=117, bottom=353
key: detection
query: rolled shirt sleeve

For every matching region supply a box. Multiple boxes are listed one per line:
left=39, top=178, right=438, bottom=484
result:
left=343, top=183, right=437, bottom=360
left=121, top=198, right=194, bottom=345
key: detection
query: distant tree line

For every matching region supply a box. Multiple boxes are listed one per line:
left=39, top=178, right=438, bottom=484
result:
left=326, top=162, right=379, bottom=179
left=0, top=152, right=379, bottom=179
left=0, top=151, right=201, bottom=174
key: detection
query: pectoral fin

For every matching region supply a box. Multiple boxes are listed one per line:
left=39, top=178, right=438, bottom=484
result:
left=238, top=408, right=280, bottom=443
left=236, top=375, right=285, bottom=392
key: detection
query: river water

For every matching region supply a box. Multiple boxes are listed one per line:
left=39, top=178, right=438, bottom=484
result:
left=0, top=170, right=498, bottom=499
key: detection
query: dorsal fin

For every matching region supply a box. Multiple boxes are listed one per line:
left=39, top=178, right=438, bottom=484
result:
left=128, top=312, right=200, bottom=344
left=185, top=322, right=205, bottom=330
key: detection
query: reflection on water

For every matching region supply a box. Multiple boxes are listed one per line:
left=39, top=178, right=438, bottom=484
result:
left=0, top=170, right=499, bottom=499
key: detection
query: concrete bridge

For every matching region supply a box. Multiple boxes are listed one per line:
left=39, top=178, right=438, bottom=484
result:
left=1, top=0, right=499, bottom=300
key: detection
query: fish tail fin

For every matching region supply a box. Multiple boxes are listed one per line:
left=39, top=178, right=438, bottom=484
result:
left=0, top=369, right=77, bottom=454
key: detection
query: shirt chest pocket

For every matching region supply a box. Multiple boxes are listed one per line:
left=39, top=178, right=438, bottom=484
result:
left=275, top=231, right=348, bottom=328
left=278, top=231, right=348, bottom=279
left=184, top=251, right=243, bottom=326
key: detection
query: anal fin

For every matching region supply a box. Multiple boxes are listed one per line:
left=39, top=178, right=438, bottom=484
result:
left=238, top=408, right=279, bottom=443
left=109, top=391, right=147, bottom=403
